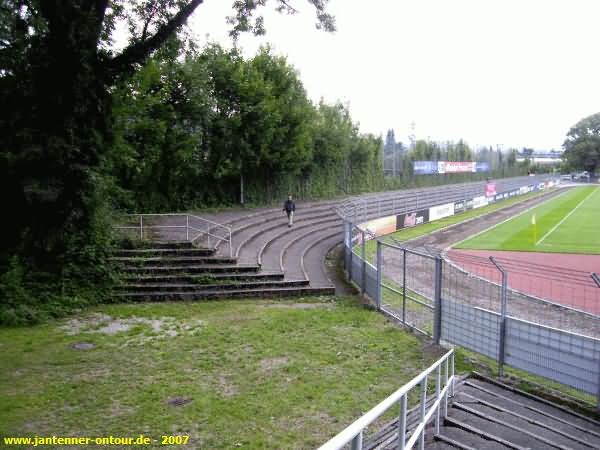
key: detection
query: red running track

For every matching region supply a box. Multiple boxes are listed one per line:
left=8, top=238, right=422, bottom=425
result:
left=446, top=249, right=600, bottom=316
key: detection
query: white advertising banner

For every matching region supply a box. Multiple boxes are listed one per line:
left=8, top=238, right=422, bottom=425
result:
left=429, top=202, right=455, bottom=221
left=473, top=195, right=488, bottom=209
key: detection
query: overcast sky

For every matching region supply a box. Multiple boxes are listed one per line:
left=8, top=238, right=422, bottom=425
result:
left=184, top=0, right=600, bottom=151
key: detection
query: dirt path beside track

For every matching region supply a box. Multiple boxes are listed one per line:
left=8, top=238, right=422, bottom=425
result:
left=401, top=187, right=571, bottom=250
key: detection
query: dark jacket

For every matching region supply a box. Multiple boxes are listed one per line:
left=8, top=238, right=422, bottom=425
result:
left=283, top=199, right=296, bottom=213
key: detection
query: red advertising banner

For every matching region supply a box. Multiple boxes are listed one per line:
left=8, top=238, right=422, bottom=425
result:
left=485, top=182, right=497, bottom=197
left=438, top=161, right=476, bottom=174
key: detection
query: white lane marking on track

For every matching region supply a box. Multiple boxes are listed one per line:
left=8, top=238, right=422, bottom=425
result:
left=536, top=187, right=599, bottom=246
left=449, top=188, right=572, bottom=249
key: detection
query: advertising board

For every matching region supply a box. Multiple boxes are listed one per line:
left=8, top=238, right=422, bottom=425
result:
left=413, top=161, right=438, bottom=175
left=439, top=161, right=476, bottom=174
left=473, top=195, right=488, bottom=209
left=475, top=162, right=491, bottom=173
left=414, top=160, right=492, bottom=175
left=485, top=182, right=497, bottom=197
left=361, top=215, right=396, bottom=237
left=454, top=200, right=466, bottom=213
left=396, top=209, right=430, bottom=230
left=429, top=202, right=455, bottom=221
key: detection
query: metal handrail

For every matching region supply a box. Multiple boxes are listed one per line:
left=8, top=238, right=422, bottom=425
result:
left=114, top=213, right=233, bottom=258
left=336, top=175, right=560, bottom=223
left=318, top=349, right=455, bottom=450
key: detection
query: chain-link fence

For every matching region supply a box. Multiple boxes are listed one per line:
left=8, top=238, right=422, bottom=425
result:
left=341, top=227, right=600, bottom=409
left=379, top=244, right=436, bottom=336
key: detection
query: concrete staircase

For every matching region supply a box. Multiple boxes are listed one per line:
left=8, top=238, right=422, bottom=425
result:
left=430, top=375, right=600, bottom=450
left=362, top=374, right=600, bottom=450
left=112, top=241, right=334, bottom=301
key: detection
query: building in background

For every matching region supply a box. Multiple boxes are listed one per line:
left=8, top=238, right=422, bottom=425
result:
left=516, top=149, right=563, bottom=165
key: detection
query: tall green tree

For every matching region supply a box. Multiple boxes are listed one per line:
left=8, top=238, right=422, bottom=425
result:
left=0, top=0, right=333, bottom=323
left=563, top=112, right=600, bottom=174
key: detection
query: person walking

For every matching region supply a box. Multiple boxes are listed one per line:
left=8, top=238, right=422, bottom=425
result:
left=283, top=194, right=296, bottom=227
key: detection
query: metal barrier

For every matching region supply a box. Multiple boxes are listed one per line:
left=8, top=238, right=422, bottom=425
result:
left=372, top=239, right=600, bottom=409
left=318, top=349, right=455, bottom=450
left=114, top=213, right=233, bottom=257
left=338, top=175, right=600, bottom=409
left=337, top=175, right=556, bottom=225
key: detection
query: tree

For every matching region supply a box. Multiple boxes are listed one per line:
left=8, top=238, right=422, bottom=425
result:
left=0, top=0, right=334, bottom=322
left=563, top=112, right=600, bottom=174
left=198, top=44, right=315, bottom=203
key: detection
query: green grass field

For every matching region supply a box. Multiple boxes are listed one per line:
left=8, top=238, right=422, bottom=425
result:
left=0, top=297, right=446, bottom=450
left=455, top=186, right=600, bottom=254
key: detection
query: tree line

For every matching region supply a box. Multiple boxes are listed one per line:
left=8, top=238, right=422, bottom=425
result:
left=382, top=129, right=528, bottom=187
left=4, top=1, right=595, bottom=325
left=0, top=0, right=336, bottom=324
left=107, top=43, right=383, bottom=212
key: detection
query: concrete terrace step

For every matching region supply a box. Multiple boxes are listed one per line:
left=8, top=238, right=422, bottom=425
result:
left=111, top=255, right=237, bottom=267
left=116, top=279, right=310, bottom=292
left=121, top=272, right=285, bottom=284
left=465, top=376, right=600, bottom=433
left=124, top=241, right=197, bottom=250
left=115, top=286, right=335, bottom=301
left=436, top=419, right=517, bottom=450
left=434, top=376, right=600, bottom=450
left=302, top=231, right=341, bottom=288
left=234, top=212, right=338, bottom=262
left=256, top=217, right=341, bottom=267
left=257, top=218, right=340, bottom=270
left=113, top=247, right=215, bottom=257
left=459, top=382, right=600, bottom=448
left=222, top=201, right=339, bottom=232
left=282, top=227, right=340, bottom=281
left=120, top=264, right=260, bottom=275
left=264, top=222, right=339, bottom=274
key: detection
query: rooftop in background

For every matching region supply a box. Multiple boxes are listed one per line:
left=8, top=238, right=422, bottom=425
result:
left=517, top=150, right=563, bottom=164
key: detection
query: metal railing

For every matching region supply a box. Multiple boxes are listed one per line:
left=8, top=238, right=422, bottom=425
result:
left=115, top=213, right=233, bottom=257
left=337, top=175, right=558, bottom=225
left=318, top=349, right=455, bottom=450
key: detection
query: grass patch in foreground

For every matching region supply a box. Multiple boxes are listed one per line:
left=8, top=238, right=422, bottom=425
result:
left=455, top=186, right=600, bottom=254
left=0, top=297, right=444, bottom=450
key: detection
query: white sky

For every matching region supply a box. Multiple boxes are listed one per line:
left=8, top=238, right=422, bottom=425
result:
left=183, top=0, right=600, bottom=151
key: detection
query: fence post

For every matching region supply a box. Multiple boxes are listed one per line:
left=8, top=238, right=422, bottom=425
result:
left=435, top=365, right=441, bottom=434
left=351, top=431, right=363, bottom=450
left=343, top=221, right=349, bottom=272
left=592, top=272, right=600, bottom=288
left=186, top=215, right=189, bottom=241
left=450, top=351, right=455, bottom=397
left=207, top=223, right=210, bottom=248
left=491, top=256, right=508, bottom=377
left=376, top=240, right=382, bottom=310
left=596, top=358, right=600, bottom=411
left=348, top=223, right=353, bottom=282
left=361, top=231, right=366, bottom=295
left=402, top=249, right=407, bottom=325
left=443, top=357, right=449, bottom=417
left=139, top=215, right=143, bottom=240
left=433, top=257, right=443, bottom=345
left=419, top=375, right=428, bottom=450
left=397, top=393, right=407, bottom=450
